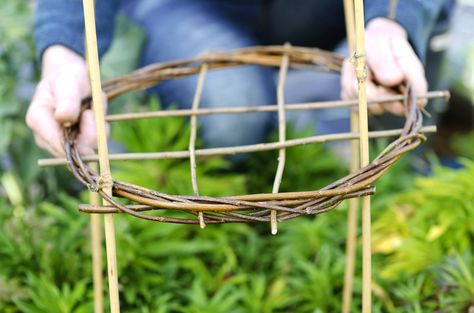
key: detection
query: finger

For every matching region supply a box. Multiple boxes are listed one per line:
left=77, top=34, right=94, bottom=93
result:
left=77, top=145, right=96, bottom=157
left=366, top=37, right=405, bottom=87
left=391, top=38, right=428, bottom=106
left=76, top=109, right=98, bottom=155
left=34, top=130, right=64, bottom=157
left=35, top=110, right=65, bottom=156
left=27, top=83, right=65, bottom=157
left=366, top=80, right=384, bottom=115
left=376, top=86, right=405, bottom=115
left=341, top=59, right=357, bottom=100
left=341, top=59, right=385, bottom=114
left=76, top=93, right=109, bottom=156
left=52, top=65, right=90, bottom=124
left=33, top=134, right=57, bottom=157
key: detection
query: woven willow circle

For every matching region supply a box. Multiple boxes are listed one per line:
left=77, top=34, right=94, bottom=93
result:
left=64, top=46, right=426, bottom=225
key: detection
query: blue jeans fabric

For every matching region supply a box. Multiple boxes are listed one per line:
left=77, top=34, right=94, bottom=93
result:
left=121, top=0, right=450, bottom=149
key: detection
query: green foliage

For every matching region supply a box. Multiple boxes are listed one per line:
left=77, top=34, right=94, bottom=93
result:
left=374, top=160, right=474, bottom=278
left=391, top=275, right=431, bottom=313
left=435, top=252, right=474, bottom=312
left=15, top=275, right=92, bottom=313
left=0, top=0, right=38, bottom=166
left=370, top=160, right=474, bottom=312
left=453, top=131, right=474, bottom=159
left=0, top=190, right=93, bottom=312
left=0, top=0, right=74, bottom=203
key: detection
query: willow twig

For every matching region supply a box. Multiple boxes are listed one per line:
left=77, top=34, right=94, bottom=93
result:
left=40, top=126, right=436, bottom=167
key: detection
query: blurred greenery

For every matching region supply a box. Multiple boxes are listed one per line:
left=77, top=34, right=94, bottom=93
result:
left=1, top=1, right=474, bottom=313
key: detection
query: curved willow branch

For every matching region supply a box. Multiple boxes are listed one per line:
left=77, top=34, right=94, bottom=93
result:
left=64, top=45, right=426, bottom=224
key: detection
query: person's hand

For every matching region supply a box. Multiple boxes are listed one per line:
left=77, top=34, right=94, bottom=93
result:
left=341, top=18, right=428, bottom=115
left=26, top=45, right=100, bottom=157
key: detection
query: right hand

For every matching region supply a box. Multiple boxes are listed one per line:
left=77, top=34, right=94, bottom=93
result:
left=26, top=45, right=99, bottom=157
left=341, top=18, right=428, bottom=115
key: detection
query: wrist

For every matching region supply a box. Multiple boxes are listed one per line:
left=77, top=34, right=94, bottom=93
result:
left=42, top=45, right=86, bottom=75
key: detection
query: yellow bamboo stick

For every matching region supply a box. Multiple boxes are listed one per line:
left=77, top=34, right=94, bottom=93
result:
left=85, top=12, right=104, bottom=311
left=91, top=213, right=104, bottom=313
left=103, top=91, right=447, bottom=122
left=342, top=0, right=359, bottom=312
left=82, top=0, right=120, bottom=312
left=90, top=164, right=104, bottom=313
left=353, top=0, right=372, bottom=312
left=344, top=0, right=356, bottom=53
left=38, top=125, right=436, bottom=167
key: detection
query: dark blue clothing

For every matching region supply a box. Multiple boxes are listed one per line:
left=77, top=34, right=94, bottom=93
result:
left=364, top=0, right=453, bottom=60
left=35, top=0, right=119, bottom=60
left=35, top=0, right=453, bottom=61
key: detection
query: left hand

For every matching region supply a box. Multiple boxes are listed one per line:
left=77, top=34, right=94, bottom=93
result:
left=341, top=18, right=428, bottom=115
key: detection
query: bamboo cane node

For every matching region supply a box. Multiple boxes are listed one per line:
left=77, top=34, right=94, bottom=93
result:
left=88, top=174, right=114, bottom=192
left=87, top=183, right=100, bottom=193
left=355, top=67, right=367, bottom=82
left=349, top=51, right=366, bottom=64
left=355, top=66, right=368, bottom=82
left=349, top=52, right=368, bottom=82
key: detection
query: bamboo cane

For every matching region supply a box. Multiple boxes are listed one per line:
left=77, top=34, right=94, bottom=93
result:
left=353, top=0, right=372, bottom=312
left=90, top=163, right=104, bottom=313
left=82, top=0, right=120, bottom=311
left=103, top=91, right=447, bottom=122
left=85, top=13, right=104, bottom=312
left=84, top=15, right=104, bottom=313
left=38, top=126, right=436, bottom=167
left=342, top=0, right=358, bottom=312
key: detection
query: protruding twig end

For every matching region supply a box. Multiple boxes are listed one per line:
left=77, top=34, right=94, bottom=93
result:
left=198, top=212, right=206, bottom=229
left=270, top=211, right=278, bottom=235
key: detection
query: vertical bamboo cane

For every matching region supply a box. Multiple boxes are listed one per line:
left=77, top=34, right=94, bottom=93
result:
left=82, top=0, right=120, bottom=312
left=90, top=163, right=104, bottom=313
left=86, top=14, right=104, bottom=310
left=353, top=0, right=372, bottom=312
left=342, top=0, right=359, bottom=312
